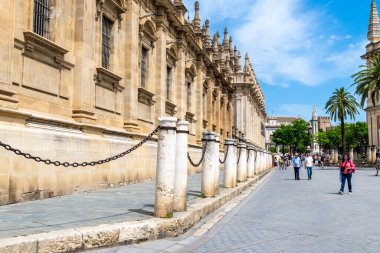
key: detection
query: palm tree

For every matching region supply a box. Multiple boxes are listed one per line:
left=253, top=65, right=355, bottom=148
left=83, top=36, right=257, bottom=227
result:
left=325, top=87, right=359, bottom=154
left=352, top=53, right=380, bottom=108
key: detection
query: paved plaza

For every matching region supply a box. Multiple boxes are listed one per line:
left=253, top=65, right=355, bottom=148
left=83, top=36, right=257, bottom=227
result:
left=93, top=166, right=380, bottom=253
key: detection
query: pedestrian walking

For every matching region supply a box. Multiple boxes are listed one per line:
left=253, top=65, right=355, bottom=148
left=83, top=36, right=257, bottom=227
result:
left=338, top=154, right=356, bottom=195
left=376, top=155, right=380, bottom=176
left=274, top=157, right=278, bottom=169
left=321, top=154, right=325, bottom=169
left=305, top=153, right=313, bottom=180
left=292, top=153, right=301, bottom=180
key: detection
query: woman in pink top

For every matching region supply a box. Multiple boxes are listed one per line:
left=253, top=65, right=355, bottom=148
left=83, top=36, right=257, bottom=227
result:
left=338, top=154, right=355, bottom=195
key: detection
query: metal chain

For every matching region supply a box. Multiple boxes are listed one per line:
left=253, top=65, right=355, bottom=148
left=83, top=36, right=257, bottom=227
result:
left=0, top=126, right=161, bottom=167
left=188, top=142, right=207, bottom=167
left=237, top=146, right=242, bottom=165
left=219, top=145, right=229, bottom=164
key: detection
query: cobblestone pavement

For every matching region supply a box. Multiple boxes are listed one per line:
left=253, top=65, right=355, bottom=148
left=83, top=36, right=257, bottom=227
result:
left=92, top=167, right=380, bottom=253
left=0, top=172, right=214, bottom=239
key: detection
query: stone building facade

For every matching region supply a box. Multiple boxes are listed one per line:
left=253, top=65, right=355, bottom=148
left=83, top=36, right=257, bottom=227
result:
left=364, top=0, right=380, bottom=148
left=0, top=0, right=266, bottom=205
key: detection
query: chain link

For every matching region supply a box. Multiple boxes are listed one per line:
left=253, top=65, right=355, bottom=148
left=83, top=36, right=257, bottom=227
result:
left=0, top=126, right=161, bottom=167
left=219, top=145, right=229, bottom=164
left=188, top=142, right=207, bottom=167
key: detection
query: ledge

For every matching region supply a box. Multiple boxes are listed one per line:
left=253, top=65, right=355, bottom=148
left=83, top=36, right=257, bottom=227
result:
left=95, top=67, right=123, bottom=92
left=22, top=32, right=74, bottom=70
left=165, top=100, right=177, bottom=115
left=138, top=87, right=156, bottom=106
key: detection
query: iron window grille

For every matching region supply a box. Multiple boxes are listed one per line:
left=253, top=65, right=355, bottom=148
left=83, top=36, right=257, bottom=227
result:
left=33, top=0, right=51, bottom=39
left=141, top=47, right=148, bottom=87
left=166, top=67, right=172, bottom=100
left=102, top=16, right=112, bottom=69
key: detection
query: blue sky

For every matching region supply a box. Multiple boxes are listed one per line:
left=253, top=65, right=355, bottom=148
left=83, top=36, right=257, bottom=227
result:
left=183, top=0, right=371, bottom=123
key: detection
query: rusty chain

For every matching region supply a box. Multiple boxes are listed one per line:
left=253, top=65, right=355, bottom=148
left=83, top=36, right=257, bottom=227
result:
left=188, top=142, right=207, bottom=167
left=0, top=126, right=161, bottom=167
left=219, top=145, right=229, bottom=164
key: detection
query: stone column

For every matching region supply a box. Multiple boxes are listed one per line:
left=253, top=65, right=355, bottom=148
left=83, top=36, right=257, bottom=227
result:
left=223, top=139, right=236, bottom=188
left=154, top=117, right=177, bottom=218
left=353, top=150, right=358, bottom=162
left=367, top=146, right=372, bottom=163
left=201, top=132, right=216, bottom=197
left=247, top=145, right=255, bottom=178
left=349, top=148, right=354, bottom=163
left=214, top=134, right=220, bottom=195
left=237, top=141, right=247, bottom=182
left=334, top=149, right=339, bottom=164
left=174, top=121, right=189, bottom=212
left=330, top=149, right=335, bottom=164
left=232, top=140, right=238, bottom=186
left=371, top=146, right=376, bottom=163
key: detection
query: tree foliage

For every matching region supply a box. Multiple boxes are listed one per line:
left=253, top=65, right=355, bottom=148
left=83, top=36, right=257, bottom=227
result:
left=272, top=119, right=310, bottom=153
left=325, top=87, right=359, bottom=153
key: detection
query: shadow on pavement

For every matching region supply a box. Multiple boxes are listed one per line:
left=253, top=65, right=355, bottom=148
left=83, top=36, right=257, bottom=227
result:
left=128, top=208, right=154, bottom=217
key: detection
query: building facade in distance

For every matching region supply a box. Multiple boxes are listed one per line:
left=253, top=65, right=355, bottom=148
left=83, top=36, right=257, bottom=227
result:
left=0, top=0, right=266, bottom=204
left=265, top=116, right=300, bottom=151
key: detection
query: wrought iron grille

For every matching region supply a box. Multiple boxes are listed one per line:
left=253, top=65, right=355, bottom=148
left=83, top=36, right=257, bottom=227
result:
left=102, top=16, right=112, bottom=69
left=33, top=0, right=51, bottom=38
left=141, top=47, right=148, bottom=87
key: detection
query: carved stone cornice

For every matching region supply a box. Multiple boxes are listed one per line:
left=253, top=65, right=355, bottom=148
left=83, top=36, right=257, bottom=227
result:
left=165, top=100, right=177, bottom=115
left=138, top=87, right=156, bottom=106
left=95, top=67, right=123, bottom=92
left=22, top=32, right=74, bottom=70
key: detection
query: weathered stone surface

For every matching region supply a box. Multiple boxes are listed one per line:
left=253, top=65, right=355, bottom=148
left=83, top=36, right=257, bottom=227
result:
left=79, top=225, right=119, bottom=249
left=36, top=229, right=82, bottom=253
left=118, top=220, right=157, bottom=243
left=0, top=237, right=37, bottom=253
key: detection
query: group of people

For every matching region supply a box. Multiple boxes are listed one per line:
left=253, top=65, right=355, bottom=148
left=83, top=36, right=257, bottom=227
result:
left=273, top=153, right=356, bottom=194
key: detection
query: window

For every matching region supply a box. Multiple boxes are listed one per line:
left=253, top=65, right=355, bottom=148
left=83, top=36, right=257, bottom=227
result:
left=102, top=16, right=112, bottom=69
left=141, top=47, right=148, bottom=87
left=33, top=0, right=51, bottom=38
left=166, top=67, right=172, bottom=100
left=186, top=81, right=192, bottom=111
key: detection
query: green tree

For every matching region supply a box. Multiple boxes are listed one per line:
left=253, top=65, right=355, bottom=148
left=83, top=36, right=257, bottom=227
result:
left=272, top=119, right=310, bottom=154
left=352, top=53, right=380, bottom=107
left=325, top=87, right=359, bottom=154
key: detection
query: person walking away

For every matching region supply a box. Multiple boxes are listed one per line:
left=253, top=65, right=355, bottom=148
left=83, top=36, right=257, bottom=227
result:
left=305, top=153, right=313, bottom=180
left=321, top=154, right=325, bottom=169
left=274, top=157, right=278, bottom=169
left=376, top=155, right=380, bottom=176
left=338, top=154, right=356, bottom=194
left=292, top=153, right=301, bottom=180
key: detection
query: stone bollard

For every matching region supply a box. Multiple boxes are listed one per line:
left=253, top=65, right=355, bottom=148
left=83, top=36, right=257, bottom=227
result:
left=371, top=146, right=376, bottom=163
left=232, top=140, right=238, bottom=186
left=331, top=149, right=335, bottom=164
left=247, top=145, right=255, bottom=178
left=367, top=146, right=372, bottom=164
left=349, top=147, right=354, bottom=164
left=223, top=138, right=236, bottom=188
left=174, top=121, right=189, bottom=212
left=201, top=132, right=216, bottom=197
left=334, top=149, right=339, bottom=164
left=154, top=117, right=177, bottom=218
left=237, top=141, right=247, bottom=182
left=214, top=134, right=221, bottom=195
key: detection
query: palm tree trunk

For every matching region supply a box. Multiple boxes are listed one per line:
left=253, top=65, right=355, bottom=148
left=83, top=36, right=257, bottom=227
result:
left=341, top=116, right=346, bottom=154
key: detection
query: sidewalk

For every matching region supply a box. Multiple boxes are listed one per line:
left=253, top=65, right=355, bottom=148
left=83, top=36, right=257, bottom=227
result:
left=0, top=170, right=272, bottom=252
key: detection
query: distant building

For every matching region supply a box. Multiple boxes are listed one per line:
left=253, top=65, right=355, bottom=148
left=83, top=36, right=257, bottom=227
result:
left=318, top=116, right=332, bottom=132
left=265, top=116, right=300, bottom=151
left=310, top=107, right=331, bottom=154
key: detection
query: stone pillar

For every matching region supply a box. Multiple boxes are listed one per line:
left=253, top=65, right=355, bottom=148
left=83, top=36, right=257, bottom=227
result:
left=232, top=141, right=238, bottom=186
left=353, top=150, right=358, bottom=162
left=247, top=145, right=255, bottom=178
left=223, top=139, right=236, bottom=188
left=201, top=132, right=216, bottom=197
left=237, top=141, right=247, bottom=182
left=214, top=134, right=220, bottom=195
left=174, top=121, right=189, bottom=212
left=349, top=148, right=354, bottom=163
left=334, top=149, right=339, bottom=164
left=371, top=146, right=376, bottom=163
left=367, top=146, right=372, bottom=163
left=154, top=117, right=177, bottom=218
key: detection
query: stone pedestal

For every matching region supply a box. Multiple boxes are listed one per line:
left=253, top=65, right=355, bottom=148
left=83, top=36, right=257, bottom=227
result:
left=154, top=117, right=177, bottom=218
left=247, top=145, right=255, bottom=178
left=223, top=139, right=236, bottom=188
left=367, top=146, right=372, bottom=163
left=334, top=149, right=339, bottom=164
left=237, top=142, right=247, bottom=182
left=174, top=121, right=189, bottom=212
left=214, top=134, right=220, bottom=195
left=201, top=132, right=216, bottom=197
left=371, top=146, right=376, bottom=163
left=349, top=148, right=354, bottom=163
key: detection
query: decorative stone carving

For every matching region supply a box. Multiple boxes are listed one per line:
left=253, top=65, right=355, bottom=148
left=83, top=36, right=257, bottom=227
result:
left=94, top=67, right=123, bottom=92
left=138, top=87, right=156, bottom=106
left=165, top=100, right=177, bottom=115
